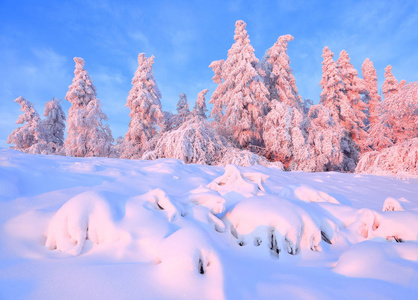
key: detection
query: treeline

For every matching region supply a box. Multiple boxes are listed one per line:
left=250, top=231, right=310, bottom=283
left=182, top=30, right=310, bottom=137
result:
left=7, top=21, right=417, bottom=176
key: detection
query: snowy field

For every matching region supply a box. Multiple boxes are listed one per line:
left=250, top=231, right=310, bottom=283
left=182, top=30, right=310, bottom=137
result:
left=1, top=148, right=418, bottom=299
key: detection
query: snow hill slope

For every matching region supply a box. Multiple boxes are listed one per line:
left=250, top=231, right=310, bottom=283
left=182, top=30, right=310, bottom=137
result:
left=1, top=148, right=418, bottom=299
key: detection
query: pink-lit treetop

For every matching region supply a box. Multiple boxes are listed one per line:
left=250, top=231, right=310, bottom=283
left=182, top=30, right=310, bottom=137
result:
left=209, top=20, right=269, bottom=148
left=337, top=50, right=368, bottom=152
left=361, top=58, right=381, bottom=128
left=382, top=65, right=399, bottom=98
left=65, top=57, right=113, bottom=157
left=123, top=53, right=163, bottom=159
left=192, top=89, right=209, bottom=119
left=262, top=34, right=302, bottom=108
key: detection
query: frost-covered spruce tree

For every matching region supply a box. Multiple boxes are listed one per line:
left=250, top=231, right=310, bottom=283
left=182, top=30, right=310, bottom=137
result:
left=209, top=20, right=269, bottom=148
left=262, top=34, right=302, bottom=108
left=7, top=96, right=50, bottom=154
left=173, top=92, right=190, bottom=127
left=192, top=89, right=209, bottom=119
left=369, top=82, right=418, bottom=150
left=302, top=104, right=358, bottom=172
left=320, top=47, right=361, bottom=156
left=337, top=50, right=368, bottom=152
left=43, top=98, right=66, bottom=150
left=65, top=57, right=113, bottom=157
left=122, top=53, right=163, bottom=159
left=382, top=65, right=398, bottom=98
left=262, top=100, right=308, bottom=169
left=361, top=58, right=381, bottom=128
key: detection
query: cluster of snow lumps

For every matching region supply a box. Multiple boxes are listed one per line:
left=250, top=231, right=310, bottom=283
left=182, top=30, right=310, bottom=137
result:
left=45, top=191, right=120, bottom=256
left=224, top=195, right=330, bottom=256
left=142, top=188, right=184, bottom=222
left=207, top=164, right=269, bottom=197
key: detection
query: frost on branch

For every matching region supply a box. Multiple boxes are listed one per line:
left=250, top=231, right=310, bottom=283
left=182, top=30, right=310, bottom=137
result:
left=224, top=195, right=330, bottom=255
left=145, top=117, right=229, bottom=165
left=207, top=164, right=269, bottom=197
left=45, top=191, right=119, bottom=256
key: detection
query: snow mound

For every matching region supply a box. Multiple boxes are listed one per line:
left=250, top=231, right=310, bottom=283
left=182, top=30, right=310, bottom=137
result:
left=383, top=197, right=404, bottom=212
left=159, top=226, right=221, bottom=276
left=280, top=184, right=339, bottom=204
left=334, top=241, right=418, bottom=285
left=372, top=211, right=418, bottom=242
left=142, top=188, right=183, bottom=222
left=45, top=191, right=119, bottom=256
left=188, top=186, right=226, bottom=215
left=224, top=195, right=332, bottom=255
left=207, top=164, right=268, bottom=197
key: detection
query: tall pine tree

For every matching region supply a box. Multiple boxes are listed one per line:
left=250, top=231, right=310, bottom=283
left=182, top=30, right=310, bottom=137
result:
left=209, top=20, right=269, bottom=148
left=122, top=53, right=163, bottom=159
left=65, top=57, right=113, bottom=157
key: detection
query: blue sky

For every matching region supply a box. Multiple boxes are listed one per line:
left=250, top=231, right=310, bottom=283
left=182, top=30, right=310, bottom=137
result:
left=1, top=0, right=417, bottom=147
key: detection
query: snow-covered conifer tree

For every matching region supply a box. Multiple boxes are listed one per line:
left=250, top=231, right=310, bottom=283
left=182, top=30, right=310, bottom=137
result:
left=262, top=100, right=308, bottom=169
left=262, top=34, right=302, bottom=108
left=173, top=93, right=190, bottom=127
left=361, top=58, right=381, bottom=128
left=369, top=82, right=418, bottom=150
left=43, top=98, right=66, bottom=150
left=209, top=20, right=269, bottom=148
left=122, top=53, right=163, bottom=159
left=65, top=57, right=113, bottom=157
left=192, top=89, right=209, bottom=119
left=337, top=50, right=368, bottom=152
left=7, top=96, right=50, bottom=154
left=382, top=65, right=398, bottom=98
left=302, top=104, right=358, bottom=172
left=320, top=47, right=362, bottom=156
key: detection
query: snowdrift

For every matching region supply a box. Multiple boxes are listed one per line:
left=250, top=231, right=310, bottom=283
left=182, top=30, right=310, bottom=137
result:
left=1, top=148, right=418, bottom=299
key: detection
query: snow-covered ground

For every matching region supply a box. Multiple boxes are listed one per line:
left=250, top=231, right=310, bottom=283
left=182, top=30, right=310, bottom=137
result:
left=1, top=148, right=417, bottom=299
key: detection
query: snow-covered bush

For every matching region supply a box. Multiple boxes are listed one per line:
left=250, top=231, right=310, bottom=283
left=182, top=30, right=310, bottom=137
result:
left=144, top=117, right=229, bottom=165
left=356, top=138, right=418, bottom=178
left=216, top=147, right=283, bottom=169
left=382, top=197, right=404, bottom=212
left=207, top=164, right=269, bottom=197
left=45, top=191, right=120, bottom=256
left=224, top=195, right=330, bottom=255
